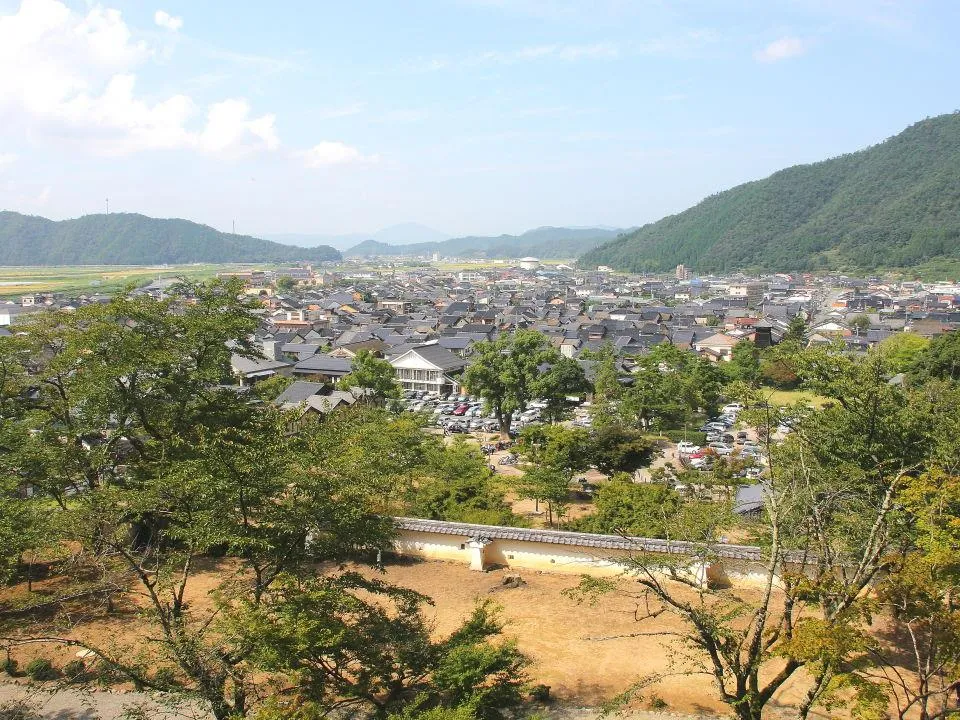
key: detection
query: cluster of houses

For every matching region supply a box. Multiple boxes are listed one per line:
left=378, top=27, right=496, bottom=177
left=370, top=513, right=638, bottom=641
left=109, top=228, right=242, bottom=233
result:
left=3, top=267, right=959, bottom=418
left=212, top=266, right=959, bottom=414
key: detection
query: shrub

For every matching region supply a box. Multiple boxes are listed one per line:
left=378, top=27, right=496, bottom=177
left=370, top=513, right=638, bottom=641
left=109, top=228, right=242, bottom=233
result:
left=530, top=684, right=552, bottom=702
left=648, top=694, right=669, bottom=711
left=152, top=666, right=177, bottom=688
left=25, top=658, right=57, bottom=681
left=61, top=660, right=86, bottom=682
left=649, top=429, right=707, bottom=445
left=3, top=657, right=18, bottom=676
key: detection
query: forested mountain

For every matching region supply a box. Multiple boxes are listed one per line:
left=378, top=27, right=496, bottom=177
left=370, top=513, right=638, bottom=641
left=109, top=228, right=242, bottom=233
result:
left=0, top=212, right=341, bottom=265
left=345, top=226, right=623, bottom=259
left=579, top=113, right=960, bottom=274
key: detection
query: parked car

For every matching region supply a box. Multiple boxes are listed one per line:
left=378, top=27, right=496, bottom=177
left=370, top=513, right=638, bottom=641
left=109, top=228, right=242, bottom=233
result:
left=707, top=442, right=734, bottom=456
left=452, top=404, right=469, bottom=416
left=677, top=441, right=700, bottom=454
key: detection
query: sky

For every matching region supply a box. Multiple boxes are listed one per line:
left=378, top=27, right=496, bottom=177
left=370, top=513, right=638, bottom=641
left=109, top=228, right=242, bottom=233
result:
left=0, top=0, right=958, bottom=239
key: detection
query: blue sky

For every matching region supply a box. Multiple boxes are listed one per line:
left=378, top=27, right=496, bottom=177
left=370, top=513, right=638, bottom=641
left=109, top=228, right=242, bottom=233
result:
left=0, top=0, right=958, bottom=239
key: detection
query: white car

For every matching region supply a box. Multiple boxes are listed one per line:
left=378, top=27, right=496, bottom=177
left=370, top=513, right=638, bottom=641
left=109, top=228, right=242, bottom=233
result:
left=723, top=403, right=743, bottom=413
left=677, top=442, right=700, bottom=454
left=708, top=443, right=734, bottom=456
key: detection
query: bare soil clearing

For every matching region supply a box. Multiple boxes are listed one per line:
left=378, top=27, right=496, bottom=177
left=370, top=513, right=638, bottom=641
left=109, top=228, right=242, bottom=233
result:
left=1, top=556, right=867, bottom=719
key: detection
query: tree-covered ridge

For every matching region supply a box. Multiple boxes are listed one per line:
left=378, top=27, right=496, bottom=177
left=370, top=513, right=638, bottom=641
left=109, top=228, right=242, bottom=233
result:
left=345, top=226, right=622, bottom=259
left=0, top=211, right=341, bottom=265
left=579, top=113, right=960, bottom=274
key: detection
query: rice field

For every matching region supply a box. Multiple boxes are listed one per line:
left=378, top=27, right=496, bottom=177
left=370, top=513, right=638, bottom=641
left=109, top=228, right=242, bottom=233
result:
left=0, top=264, right=242, bottom=297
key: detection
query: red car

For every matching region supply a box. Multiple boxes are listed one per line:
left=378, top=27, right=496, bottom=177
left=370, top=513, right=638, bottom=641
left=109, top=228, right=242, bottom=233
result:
left=452, top=404, right=469, bottom=416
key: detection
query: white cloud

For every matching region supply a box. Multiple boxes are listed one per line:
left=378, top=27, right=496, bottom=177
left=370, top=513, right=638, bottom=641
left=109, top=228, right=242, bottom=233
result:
left=0, top=0, right=278, bottom=157
left=154, top=10, right=183, bottom=32
left=199, top=99, right=278, bottom=154
left=0, top=153, right=16, bottom=168
left=301, top=142, right=379, bottom=168
left=754, top=36, right=808, bottom=63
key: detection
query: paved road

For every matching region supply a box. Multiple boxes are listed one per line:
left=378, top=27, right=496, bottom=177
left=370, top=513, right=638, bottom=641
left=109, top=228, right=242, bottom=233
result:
left=0, top=681, right=207, bottom=720
left=0, top=681, right=741, bottom=720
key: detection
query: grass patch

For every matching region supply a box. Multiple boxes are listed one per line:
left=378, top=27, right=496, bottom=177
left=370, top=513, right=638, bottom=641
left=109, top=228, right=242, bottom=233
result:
left=0, top=264, right=255, bottom=298
left=756, top=387, right=829, bottom=409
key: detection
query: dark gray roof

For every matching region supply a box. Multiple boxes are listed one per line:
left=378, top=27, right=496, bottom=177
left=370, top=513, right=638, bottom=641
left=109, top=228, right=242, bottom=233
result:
left=275, top=380, right=327, bottom=404
left=396, top=344, right=467, bottom=371
left=230, top=354, right=291, bottom=376
left=293, top=354, right=353, bottom=374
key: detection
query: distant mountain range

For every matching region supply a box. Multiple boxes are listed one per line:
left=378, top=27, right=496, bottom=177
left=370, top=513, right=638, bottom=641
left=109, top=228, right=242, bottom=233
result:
left=579, top=113, right=960, bottom=274
left=0, top=212, right=341, bottom=265
left=344, top=226, right=626, bottom=259
left=266, top=222, right=450, bottom=251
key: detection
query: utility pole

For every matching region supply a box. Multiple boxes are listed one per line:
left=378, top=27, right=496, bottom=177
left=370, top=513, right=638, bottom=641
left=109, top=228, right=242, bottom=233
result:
left=105, top=198, right=109, bottom=214
left=232, top=219, right=236, bottom=234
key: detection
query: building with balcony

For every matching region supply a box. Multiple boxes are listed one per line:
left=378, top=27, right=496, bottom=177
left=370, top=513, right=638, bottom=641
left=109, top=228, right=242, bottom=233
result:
left=389, top=343, right=467, bottom=394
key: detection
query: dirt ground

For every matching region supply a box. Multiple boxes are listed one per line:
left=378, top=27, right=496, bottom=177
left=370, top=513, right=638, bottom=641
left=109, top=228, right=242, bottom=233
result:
left=358, top=559, right=826, bottom=718
left=0, top=556, right=898, bottom=719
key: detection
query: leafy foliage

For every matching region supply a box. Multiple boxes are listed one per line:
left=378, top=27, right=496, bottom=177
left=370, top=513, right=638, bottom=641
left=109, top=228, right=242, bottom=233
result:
left=338, top=349, right=402, bottom=401
left=409, top=440, right=519, bottom=526
left=234, top=577, right=529, bottom=720
left=463, top=330, right=585, bottom=436
left=571, top=477, right=681, bottom=538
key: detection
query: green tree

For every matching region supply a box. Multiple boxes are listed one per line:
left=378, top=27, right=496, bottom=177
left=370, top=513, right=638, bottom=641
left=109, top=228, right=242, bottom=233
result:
left=849, top=314, right=872, bottom=334
left=253, top=373, right=294, bottom=401
left=275, top=276, right=296, bottom=292
left=410, top=440, right=518, bottom=526
left=878, top=332, right=930, bottom=374
left=462, top=330, right=561, bottom=438
left=515, top=465, right=571, bottom=529
left=587, top=425, right=655, bottom=476
left=517, top=425, right=590, bottom=475
left=727, top=340, right=762, bottom=386
left=235, top=578, right=529, bottom=720
left=620, top=344, right=722, bottom=431
left=588, top=343, right=624, bottom=428
left=784, top=314, right=808, bottom=344
left=516, top=425, right=589, bottom=527
left=337, top=349, right=402, bottom=402
left=534, top=356, right=589, bottom=423
left=909, top=330, right=960, bottom=383
left=0, top=284, right=431, bottom=719
left=570, top=343, right=960, bottom=720
left=572, top=477, right=681, bottom=538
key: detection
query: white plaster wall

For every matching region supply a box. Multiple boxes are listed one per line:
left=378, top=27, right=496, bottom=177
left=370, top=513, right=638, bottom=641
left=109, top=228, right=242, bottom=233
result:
left=394, top=529, right=785, bottom=589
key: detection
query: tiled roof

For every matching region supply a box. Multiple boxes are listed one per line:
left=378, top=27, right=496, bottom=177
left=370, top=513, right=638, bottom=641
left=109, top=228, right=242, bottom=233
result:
left=393, top=517, right=769, bottom=561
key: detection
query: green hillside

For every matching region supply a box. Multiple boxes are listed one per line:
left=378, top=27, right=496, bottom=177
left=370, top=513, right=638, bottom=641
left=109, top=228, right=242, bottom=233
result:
left=345, top=226, right=621, bottom=259
left=579, top=113, right=960, bottom=274
left=0, top=212, right=341, bottom=265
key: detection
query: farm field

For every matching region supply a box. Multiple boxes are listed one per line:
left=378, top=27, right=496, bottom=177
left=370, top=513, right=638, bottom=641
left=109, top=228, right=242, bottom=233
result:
left=0, top=264, right=244, bottom=298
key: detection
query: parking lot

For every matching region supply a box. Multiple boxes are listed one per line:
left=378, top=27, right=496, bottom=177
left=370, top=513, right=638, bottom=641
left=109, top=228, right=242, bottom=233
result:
left=400, top=389, right=572, bottom=435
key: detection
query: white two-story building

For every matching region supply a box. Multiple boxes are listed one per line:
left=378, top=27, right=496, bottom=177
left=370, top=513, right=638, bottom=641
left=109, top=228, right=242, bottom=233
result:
left=389, top=343, right=467, bottom=395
